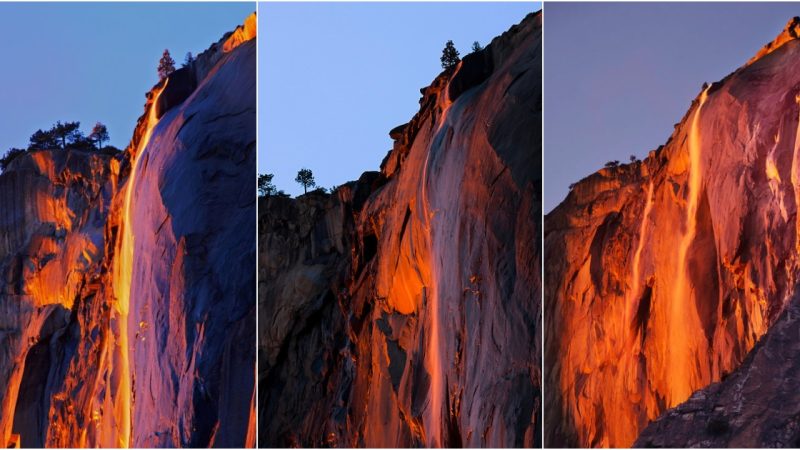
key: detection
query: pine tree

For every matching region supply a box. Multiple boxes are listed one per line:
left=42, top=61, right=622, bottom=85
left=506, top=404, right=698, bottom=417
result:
left=28, top=129, right=58, bottom=150
left=441, top=40, right=461, bottom=69
left=89, top=122, right=110, bottom=150
left=471, top=41, right=483, bottom=53
left=295, top=168, right=316, bottom=194
left=52, top=121, right=82, bottom=149
left=183, top=52, right=195, bottom=68
left=258, top=173, right=277, bottom=197
left=158, top=49, right=176, bottom=81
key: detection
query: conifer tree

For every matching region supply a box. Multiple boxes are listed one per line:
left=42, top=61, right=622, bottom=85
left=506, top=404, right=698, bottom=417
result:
left=158, top=49, right=176, bottom=81
left=441, top=40, right=461, bottom=69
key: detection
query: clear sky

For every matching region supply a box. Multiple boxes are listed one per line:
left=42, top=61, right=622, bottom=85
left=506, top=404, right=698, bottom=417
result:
left=0, top=2, right=254, bottom=153
left=545, top=3, right=800, bottom=212
left=259, top=2, right=539, bottom=197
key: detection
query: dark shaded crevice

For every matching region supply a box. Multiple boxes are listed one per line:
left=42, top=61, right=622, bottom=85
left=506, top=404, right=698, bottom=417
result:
left=12, top=306, right=75, bottom=448
left=633, top=284, right=653, bottom=345
left=386, top=338, right=406, bottom=393
left=589, top=212, right=620, bottom=293
left=444, top=378, right=463, bottom=448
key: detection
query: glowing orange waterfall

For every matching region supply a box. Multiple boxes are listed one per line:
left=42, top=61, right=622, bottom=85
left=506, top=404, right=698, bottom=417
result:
left=421, top=147, right=443, bottom=447
left=627, top=181, right=654, bottom=327
left=422, top=89, right=454, bottom=447
left=668, top=87, right=709, bottom=406
left=111, top=81, right=167, bottom=448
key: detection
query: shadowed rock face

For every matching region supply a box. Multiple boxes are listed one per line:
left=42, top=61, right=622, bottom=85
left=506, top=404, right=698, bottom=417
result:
left=545, top=18, right=800, bottom=448
left=0, top=14, right=256, bottom=448
left=634, top=296, right=800, bottom=448
left=259, top=11, right=541, bottom=448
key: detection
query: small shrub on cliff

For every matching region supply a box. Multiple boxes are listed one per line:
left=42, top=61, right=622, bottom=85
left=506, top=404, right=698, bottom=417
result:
left=258, top=173, right=277, bottom=197
left=441, top=40, right=461, bottom=69
left=604, top=160, right=620, bottom=168
left=68, top=135, right=96, bottom=152
left=295, top=168, right=316, bottom=194
left=0, top=148, right=26, bottom=172
left=471, top=41, right=483, bottom=53
left=158, top=49, right=176, bottom=81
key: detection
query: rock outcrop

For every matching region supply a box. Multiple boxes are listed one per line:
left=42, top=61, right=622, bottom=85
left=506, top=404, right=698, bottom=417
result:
left=634, top=296, right=800, bottom=448
left=545, top=17, right=800, bottom=448
left=259, top=11, right=541, bottom=448
left=0, top=14, right=256, bottom=448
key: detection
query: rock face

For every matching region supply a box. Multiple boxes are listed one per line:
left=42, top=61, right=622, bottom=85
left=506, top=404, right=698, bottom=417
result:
left=545, top=18, right=800, bottom=448
left=0, top=14, right=256, bottom=448
left=634, top=297, right=800, bottom=448
left=259, top=11, right=541, bottom=448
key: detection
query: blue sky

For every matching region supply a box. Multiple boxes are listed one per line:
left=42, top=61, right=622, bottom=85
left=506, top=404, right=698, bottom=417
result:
left=0, top=2, right=253, bottom=153
left=545, top=2, right=800, bottom=212
left=259, top=2, right=539, bottom=196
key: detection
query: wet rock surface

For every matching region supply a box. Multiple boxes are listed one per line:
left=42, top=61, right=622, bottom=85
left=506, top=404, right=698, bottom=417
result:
left=0, top=15, right=256, bottom=448
left=259, top=11, right=541, bottom=448
left=545, top=18, right=800, bottom=448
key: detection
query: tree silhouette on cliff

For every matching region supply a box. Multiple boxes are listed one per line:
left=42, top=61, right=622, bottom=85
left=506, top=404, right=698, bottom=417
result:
left=89, top=122, right=109, bottom=150
left=441, top=40, right=461, bottom=69
left=0, top=148, right=25, bottom=172
left=258, top=173, right=277, bottom=197
left=158, top=49, right=176, bottom=81
left=28, top=129, right=59, bottom=150
left=183, top=52, right=195, bottom=68
left=295, top=168, right=316, bottom=194
left=52, top=121, right=83, bottom=149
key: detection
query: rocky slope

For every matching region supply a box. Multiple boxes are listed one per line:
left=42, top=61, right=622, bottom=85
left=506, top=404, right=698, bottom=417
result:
left=545, top=17, right=800, bottom=448
left=634, top=296, right=800, bottom=448
left=0, top=14, right=255, bottom=448
left=259, top=11, right=541, bottom=448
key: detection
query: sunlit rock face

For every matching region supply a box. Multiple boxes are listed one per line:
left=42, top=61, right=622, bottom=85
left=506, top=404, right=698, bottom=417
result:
left=0, top=14, right=255, bottom=448
left=545, top=18, right=800, bottom=448
left=260, top=11, right=541, bottom=448
left=122, top=21, right=256, bottom=449
left=0, top=150, right=115, bottom=448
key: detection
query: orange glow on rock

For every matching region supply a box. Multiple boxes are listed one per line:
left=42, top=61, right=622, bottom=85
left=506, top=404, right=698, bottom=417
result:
left=223, top=12, right=256, bottom=53
left=111, top=80, right=167, bottom=448
left=667, top=87, right=709, bottom=406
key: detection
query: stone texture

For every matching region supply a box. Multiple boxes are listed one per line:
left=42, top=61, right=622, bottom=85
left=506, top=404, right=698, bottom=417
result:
left=259, top=11, right=541, bottom=448
left=545, top=18, right=800, bottom=448
left=0, top=14, right=256, bottom=448
left=635, top=297, right=800, bottom=448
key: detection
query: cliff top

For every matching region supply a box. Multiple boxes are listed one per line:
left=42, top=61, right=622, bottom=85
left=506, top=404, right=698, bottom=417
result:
left=550, top=16, right=800, bottom=216
left=746, top=16, right=800, bottom=66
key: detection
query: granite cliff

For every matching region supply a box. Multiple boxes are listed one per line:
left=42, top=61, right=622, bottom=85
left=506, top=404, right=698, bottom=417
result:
left=259, top=11, right=541, bottom=448
left=545, top=17, right=800, bottom=448
left=0, top=14, right=256, bottom=448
